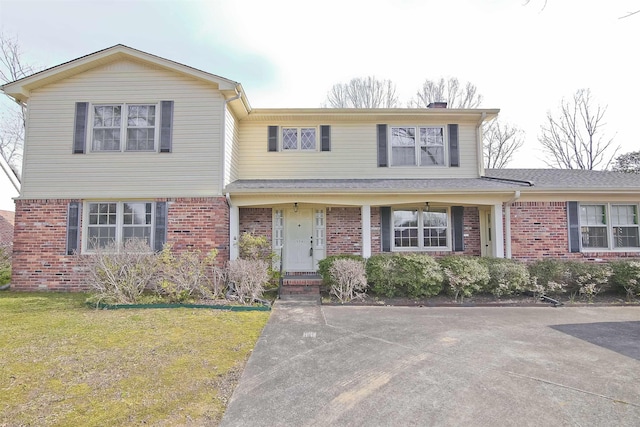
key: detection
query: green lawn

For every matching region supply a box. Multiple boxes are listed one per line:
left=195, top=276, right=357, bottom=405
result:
left=0, top=292, right=270, bottom=426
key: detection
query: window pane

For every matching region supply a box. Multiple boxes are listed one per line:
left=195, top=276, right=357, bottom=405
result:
left=87, top=225, right=116, bottom=249
left=127, top=105, right=155, bottom=127
left=92, top=129, right=121, bottom=151
left=126, top=128, right=155, bottom=151
left=423, top=227, right=447, bottom=247
left=94, top=105, right=121, bottom=127
left=580, top=205, right=606, bottom=226
left=392, top=147, right=416, bottom=166
left=420, top=146, right=444, bottom=166
left=282, top=128, right=298, bottom=150
left=391, top=127, right=415, bottom=146
left=423, top=209, right=448, bottom=248
left=419, top=127, right=444, bottom=146
left=613, top=227, right=640, bottom=248
left=423, top=210, right=447, bottom=227
left=394, top=210, right=418, bottom=248
left=123, top=226, right=151, bottom=245
left=581, top=226, right=607, bottom=248
left=611, top=205, right=638, bottom=226
left=301, top=128, right=316, bottom=150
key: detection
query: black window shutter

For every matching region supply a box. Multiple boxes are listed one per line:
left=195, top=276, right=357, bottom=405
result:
left=66, top=202, right=81, bottom=255
left=73, top=102, right=88, bottom=154
left=268, top=126, right=278, bottom=152
left=452, top=206, right=464, bottom=252
left=567, top=201, right=580, bottom=253
left=154, top=202, right=168, bottom=252
left=377, top=124, right=388, bottom=167
left=320, top=125, right=331, bottom=151
left=381, top=207, right=391, bottom=252
left=448, top=124, right=459, bottom=167
left=160, top=101, right=174, bottom=153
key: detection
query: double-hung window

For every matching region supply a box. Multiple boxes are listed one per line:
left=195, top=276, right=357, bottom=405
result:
left=282, top=127, right=317, bottom=151
left=393, top=207, right=449, bottom=250
left=390, top=126, right=445, bottom=166
left=86, top=201, right=155, bottom=251
left=92, top=104, right=157, bottom=152
left=580, top=203, right=640, bottom=250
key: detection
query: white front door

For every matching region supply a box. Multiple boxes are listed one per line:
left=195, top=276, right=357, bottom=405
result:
left=284, top=208, right=314, bottom=271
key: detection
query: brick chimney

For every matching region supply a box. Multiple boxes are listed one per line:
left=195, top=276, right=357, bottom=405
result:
left=427, top=102, right=447, bottom=108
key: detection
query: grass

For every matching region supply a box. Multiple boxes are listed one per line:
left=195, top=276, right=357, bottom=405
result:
left=0, top=292, right=270, bottom=426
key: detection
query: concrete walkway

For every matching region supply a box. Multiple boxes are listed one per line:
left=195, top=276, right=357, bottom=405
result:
left=220, top=300, right=640, bottom=426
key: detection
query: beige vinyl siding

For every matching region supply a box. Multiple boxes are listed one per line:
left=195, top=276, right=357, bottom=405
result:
left=224, top=105, right=240, bottom=185
left=237, top=120, right=479, bottom=179
left=21, top=59, right=223, bottom=199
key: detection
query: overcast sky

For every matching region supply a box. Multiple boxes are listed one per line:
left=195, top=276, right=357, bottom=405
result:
left=1, top=0, right=638, bottom=210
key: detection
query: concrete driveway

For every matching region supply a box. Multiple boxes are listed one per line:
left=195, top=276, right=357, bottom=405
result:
left=221, top=301, right=640, bottom=426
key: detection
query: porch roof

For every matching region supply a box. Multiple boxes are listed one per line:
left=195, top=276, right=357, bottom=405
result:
left=224, top=177, right=531, bottom=194
left=485, top=169, right=640, bottom=190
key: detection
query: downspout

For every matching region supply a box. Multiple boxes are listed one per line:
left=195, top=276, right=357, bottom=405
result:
left=504, top=190, right=521, bottom=259
left=0, top=154, right=20, bottom=192
left=223, top=86, right=243, bottom=262
left=476, top=112, right=486, bottom=177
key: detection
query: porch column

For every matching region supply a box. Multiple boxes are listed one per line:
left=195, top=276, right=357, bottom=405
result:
left=492, top=203, right=505, bottom=258
left=230, top=205, right=239, bottom=260
left=361, top=205, right=371, bottom=258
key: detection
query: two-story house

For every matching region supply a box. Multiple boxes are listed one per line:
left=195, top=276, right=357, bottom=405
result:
left=2, top=45, right=639, bottom=292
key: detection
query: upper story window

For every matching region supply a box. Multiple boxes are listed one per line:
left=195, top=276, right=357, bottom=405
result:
left=268, top=125, right=331, bottom=152
left=393, top=207, right=449, bottom=250
left=580, top=203, right=639, bottom=250
left=91, top=104, right=157, bottom=152
left=282, top=127, right=317, bottom=151
left=390, top=126, right=445, bottom=167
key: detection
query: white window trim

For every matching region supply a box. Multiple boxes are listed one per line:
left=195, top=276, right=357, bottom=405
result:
left=280, top=126, right=318, bottom=151
left=89, top=103, right=160, bottom=153
left=391, top=207, right=451, bottom=251
left=579, top=202, right=640, bottom=252
left=389, top=125, right=448, bottom=167
left=82, top=201, right=157, bottom=253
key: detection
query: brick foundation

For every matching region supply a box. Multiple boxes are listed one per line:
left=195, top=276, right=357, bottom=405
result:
left=11, top=197, right=229, bottom=291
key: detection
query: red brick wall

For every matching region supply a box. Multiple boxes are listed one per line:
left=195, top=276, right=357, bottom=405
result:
left=166, top=197, right=229, bottom=265
left=463, top=207, right=481, bottom=256
left=326, top=207, right=362, bottom=256
left=508, top=201, right=640, bottom=261
left=11, top=197, right=229, bottom=291
left=239, top=208, right=272, bottom=242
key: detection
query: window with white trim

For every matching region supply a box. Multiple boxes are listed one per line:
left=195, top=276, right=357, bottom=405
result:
left=390, top=126, right=445, bottom=166
left=315, top=209, right=325, bottom=249
left=282, top=127, right=317, bottom=151
left=580, top=203, right=640, bottom=249
left=273, top=209, right=284, bottom=249
left=91, top=104, right=158, bottom=152
left=85, top=201, right=155, bottom=250
left=393, top=207, right=449, bottom=249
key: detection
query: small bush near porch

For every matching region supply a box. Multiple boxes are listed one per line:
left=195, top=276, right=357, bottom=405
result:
left=0, top=292, right=269, bottom=426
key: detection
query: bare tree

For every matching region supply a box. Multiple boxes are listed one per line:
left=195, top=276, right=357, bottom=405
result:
left=483, top=119, right=525, bottom=169
left=323, top=76, right=399, bottom=108
left=538, top=89, right=619, bottom=170
left=611, top=151, right=640, bottom=174
left=409, top=77, right=483, bottom=108
left=0, top=32, right=38, bottom=183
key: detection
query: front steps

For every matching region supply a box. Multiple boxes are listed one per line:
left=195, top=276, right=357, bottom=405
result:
left=279, top=273, right=322, bottom=298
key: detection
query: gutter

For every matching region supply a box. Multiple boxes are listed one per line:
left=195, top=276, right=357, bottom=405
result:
left=504, top=190, right=521, bottom=259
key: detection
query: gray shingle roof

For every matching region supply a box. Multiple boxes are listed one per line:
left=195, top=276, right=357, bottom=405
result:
left=225, top=169, right=640, bottom=194
left=485, top=169, right=640, bottom=190
left=225, top=177, right=529, bottom=193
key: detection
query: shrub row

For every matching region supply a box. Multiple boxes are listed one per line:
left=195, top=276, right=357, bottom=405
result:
left=81, top=239, right=270, bottom=305
left=319, top=254, right=640, bottom=303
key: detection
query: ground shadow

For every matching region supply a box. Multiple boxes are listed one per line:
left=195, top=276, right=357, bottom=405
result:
left=550, top=321, right=640, bottom=361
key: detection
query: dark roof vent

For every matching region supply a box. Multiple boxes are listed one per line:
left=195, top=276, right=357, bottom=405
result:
left=427, top=102, right=448, bottom=108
